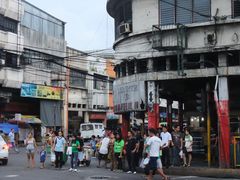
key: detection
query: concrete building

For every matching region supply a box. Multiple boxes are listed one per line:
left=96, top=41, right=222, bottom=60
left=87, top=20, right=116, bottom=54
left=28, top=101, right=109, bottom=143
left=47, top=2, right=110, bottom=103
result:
left=107, top=0, right=240, bottom=168
left=66, top=47, right=117, bottom=134
left=0, top=0, right=66, bottom=140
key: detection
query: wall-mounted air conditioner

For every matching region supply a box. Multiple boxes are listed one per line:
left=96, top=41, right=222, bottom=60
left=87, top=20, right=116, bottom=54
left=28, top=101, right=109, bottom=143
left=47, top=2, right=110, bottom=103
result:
left=204, top=32, right=217, bottom=46
left=119, top=23, right=132, bottom=35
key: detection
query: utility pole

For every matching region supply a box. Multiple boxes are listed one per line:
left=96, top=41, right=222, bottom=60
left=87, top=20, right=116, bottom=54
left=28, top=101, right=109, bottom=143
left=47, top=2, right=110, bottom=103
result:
left=206, top=83, right=211, bottom=167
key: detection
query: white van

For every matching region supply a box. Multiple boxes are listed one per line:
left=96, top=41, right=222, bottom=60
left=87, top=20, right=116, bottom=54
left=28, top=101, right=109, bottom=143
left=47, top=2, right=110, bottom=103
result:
left=80, top=123, right=105, bottom=139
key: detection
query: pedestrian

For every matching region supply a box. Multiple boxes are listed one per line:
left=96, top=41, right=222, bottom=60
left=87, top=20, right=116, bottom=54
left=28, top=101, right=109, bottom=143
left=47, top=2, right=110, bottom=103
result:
left=8, top=128, right=19, bottom=153
left=126, top=131, right=138, bottom=174
left=136, top=130, right=144, bottom=167
left=76, top=133, right=84, bottom=167
left=40, top=145, right=47, bottom=169
left=108, top=133, right=115, bottom=171
left=97, top=132, right=110, bottom=168
left=90, top=135, right=97, bottom=157
left=114, top=133, right=124, bottom=171
left=171, top=125, right=183, bottom=166
left=69, top=134, right=80, bottom=172
left=183, top=128, right=193, bottom=167
left=160, top=126, right=172, bottom=168
left=53, top=131, right=66, bottom=169
left=145, top=128, right=169, bottom=180
left=25, top=132, right=37, bottom=168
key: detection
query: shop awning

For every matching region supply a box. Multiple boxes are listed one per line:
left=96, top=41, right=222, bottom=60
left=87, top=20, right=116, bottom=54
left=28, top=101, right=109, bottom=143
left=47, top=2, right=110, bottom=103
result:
left=0, top=123, right=19, bottom=134
left=9, top=116, right=42, bottom=124
left=89, top=113, right=106, bottom=120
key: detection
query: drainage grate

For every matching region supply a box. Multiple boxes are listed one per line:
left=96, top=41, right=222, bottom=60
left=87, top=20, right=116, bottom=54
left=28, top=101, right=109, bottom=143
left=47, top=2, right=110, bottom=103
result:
left=90, top=176, right=111, bottom=179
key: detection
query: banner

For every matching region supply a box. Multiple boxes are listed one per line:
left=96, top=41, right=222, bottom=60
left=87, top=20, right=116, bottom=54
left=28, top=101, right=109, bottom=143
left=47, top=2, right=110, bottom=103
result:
left=21, top=83, right=63, bottom=100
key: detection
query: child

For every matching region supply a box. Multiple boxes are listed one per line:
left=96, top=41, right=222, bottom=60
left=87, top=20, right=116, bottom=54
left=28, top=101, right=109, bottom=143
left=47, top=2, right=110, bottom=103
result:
left=40, top=145, right=47, bottom=169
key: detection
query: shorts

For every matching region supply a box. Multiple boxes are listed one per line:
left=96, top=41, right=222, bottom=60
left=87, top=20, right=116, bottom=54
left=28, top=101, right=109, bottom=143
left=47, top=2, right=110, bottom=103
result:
left=149, top=157, right=158, bottom=171
left=157, top=158, right=162, bottom=168
left=26, top=149, right=35, bottom=154
left=40, top=156, right=46, bottom=163
left=98, top=153, right=107, bottom=160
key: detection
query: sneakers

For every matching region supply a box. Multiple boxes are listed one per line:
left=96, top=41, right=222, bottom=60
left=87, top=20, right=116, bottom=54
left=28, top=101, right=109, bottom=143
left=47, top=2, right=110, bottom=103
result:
left=73, top=169, right=77, bottom=172
left=133, top=171, right=137, bottom=174
left=127, top=171, right=132, bottom=174
left=69, top=168, right=73, bottom=171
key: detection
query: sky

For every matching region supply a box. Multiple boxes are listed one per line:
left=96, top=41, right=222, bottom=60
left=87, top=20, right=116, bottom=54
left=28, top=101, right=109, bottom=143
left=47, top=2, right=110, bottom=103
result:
left=27, top=0, right=115, bottom=51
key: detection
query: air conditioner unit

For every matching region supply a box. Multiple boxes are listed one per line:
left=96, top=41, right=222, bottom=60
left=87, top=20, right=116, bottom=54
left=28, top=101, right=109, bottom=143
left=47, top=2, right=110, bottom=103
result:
left=0, top=59, right=5, bottom=66
left=119, top=23, right=132, bottom=35
left=204, top=32, right=217, bottom=46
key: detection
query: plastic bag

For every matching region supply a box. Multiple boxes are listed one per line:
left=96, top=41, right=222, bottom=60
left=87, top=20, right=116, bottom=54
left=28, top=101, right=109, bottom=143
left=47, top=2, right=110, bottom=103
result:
left=179, top=150, right=183, bottom=159
left=143, top=157, right=150, bottom=166
left=66, top=146, right=72, bottom=155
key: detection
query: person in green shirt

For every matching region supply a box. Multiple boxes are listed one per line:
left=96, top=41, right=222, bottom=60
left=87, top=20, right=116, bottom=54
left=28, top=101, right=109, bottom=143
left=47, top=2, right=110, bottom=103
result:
left=69, top=134, right=80, bottom=172
left=114, top=133, right=124, bottom=170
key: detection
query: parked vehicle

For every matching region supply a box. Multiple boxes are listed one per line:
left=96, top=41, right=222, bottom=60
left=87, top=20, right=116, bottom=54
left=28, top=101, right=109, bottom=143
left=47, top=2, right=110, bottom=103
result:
left=80, top=123, right=105, bottom=140
left=0, top=135, right=9, bottom=165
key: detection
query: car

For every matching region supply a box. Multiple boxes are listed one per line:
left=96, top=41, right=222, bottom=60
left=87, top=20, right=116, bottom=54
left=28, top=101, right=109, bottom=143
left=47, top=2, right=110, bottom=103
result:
left=0, top=135, right=9, bottom=165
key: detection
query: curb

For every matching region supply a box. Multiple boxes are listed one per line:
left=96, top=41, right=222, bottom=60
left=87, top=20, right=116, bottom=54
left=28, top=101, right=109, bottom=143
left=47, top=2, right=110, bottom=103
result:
left=164, top=167, right=240, bottom=179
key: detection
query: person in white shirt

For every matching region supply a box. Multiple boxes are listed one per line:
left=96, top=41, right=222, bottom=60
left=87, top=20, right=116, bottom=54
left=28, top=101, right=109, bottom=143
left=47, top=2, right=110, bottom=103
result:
left=97, top=133, right=110, bottom=168
left=160, top=126, right=172, bottom=168
left=145, top=128, right=169, bottom=180
left=8, top=129, right=19, bottom=153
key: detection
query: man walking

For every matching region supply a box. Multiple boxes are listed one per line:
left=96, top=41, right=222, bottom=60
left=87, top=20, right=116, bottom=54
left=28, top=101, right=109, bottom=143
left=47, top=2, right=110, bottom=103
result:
left=145, top=128, right=169, bottom=180
left=160, top=126, right=172, bottom=168
left=97, top=132, right=110, bottom=168
left=171, top=125, right=183, bottom=166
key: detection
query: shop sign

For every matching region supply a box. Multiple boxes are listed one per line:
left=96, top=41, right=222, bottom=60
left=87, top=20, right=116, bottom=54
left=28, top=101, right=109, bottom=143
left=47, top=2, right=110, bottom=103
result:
left=20, top=83, right=63, bottom=100
left=113, top=81, right=146, bottom=113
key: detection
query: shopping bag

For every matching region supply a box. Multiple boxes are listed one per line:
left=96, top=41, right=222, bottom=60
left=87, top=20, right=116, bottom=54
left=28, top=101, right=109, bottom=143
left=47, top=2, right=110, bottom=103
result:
left=143, top=157, right=150, bottom=166
left=179, top=150, right=183, bottom=159
left=66, top=146, right=72, bottom=155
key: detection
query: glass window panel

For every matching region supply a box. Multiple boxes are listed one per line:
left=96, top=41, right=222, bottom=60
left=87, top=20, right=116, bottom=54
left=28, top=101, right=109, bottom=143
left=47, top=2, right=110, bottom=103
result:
left=193, top=0, right=210, bottom=22
left=176, top=0, right=193, bottom=24
left=234, top=0, right=240, bottom=18
left=160, top=0, right=175, bottom=25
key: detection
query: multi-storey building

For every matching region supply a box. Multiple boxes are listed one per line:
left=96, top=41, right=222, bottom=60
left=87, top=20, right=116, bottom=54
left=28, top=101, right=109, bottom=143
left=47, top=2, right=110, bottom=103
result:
left=66, top=47, right=117, bottom=134
left=107, top=0, right=240, bottom=168
left=0, top=0, right=66, bottom=141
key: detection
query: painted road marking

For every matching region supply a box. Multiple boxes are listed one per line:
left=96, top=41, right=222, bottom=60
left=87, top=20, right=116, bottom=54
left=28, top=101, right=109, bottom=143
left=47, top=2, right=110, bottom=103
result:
left=4, top=175, right=19, bottom=178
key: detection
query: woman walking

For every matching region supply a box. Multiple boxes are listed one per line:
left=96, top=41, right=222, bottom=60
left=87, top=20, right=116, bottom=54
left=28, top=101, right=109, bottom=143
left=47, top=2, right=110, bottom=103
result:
left=183, top=128, right=193, bottom=167
left=69, top=134, right=80, bottom=172
left=53, top=131, right=66, bottom=169
left=114, top=133, right=124, bottom=171
left=25, top=132, right=37, bottom=168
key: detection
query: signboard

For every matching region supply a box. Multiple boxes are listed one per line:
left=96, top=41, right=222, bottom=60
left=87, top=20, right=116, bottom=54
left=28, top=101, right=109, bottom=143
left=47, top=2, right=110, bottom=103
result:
left=113, top=81, right=146, bottom=113
left=21, top=83, right=63, bottom=100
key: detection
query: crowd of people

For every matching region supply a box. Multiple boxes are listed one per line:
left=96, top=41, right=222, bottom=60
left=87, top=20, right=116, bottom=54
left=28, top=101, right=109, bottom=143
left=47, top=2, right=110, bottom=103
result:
left=2, top=125, right=195, bottom=180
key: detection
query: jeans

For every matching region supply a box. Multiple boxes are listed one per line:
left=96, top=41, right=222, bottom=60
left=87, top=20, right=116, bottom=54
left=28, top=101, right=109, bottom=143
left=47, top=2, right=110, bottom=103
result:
left=127, top=152, right=136, bottom=172
left=162, top=147, right=170, bottom=168
left=172, top=146, right=181, bottom=166
left=71, top=152, right=78, bottom=169
left=114, top=153, right=123, bottom=170
left=55, top=151, right=63, bottom=168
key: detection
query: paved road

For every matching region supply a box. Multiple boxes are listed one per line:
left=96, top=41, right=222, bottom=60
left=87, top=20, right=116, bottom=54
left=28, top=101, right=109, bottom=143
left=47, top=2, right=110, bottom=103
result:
left=0, top=148, right=237, bottom=180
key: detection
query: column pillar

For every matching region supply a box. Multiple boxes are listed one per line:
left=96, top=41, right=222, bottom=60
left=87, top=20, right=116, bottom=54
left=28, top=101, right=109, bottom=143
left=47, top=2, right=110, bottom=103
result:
left=147, top=59, right=154, bottom=72
left=178, top=101, right=183, bottom=131
left=215, top=77, right=230, bottom=168
left=166, top=57, right=171, bottom=71
left=167, top=100, right=173, bottom=130
left=147, top=81, right=159, bottom=129
left=125, top=62, right=129, bottom=76
left=134, top=60, right=137, bottom=74
left=121, top=113, right=130, bottom=140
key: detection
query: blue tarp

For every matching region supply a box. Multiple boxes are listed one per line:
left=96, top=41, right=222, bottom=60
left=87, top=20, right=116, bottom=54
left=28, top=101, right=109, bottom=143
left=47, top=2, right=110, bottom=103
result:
left=0, top=123, right=19, bottom=134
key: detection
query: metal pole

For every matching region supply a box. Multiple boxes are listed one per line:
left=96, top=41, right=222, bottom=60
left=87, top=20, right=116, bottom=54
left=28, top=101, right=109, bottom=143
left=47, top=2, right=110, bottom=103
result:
left=54, top=104, right=56, bottom=131
left=206, top=83, right=211, bottom=167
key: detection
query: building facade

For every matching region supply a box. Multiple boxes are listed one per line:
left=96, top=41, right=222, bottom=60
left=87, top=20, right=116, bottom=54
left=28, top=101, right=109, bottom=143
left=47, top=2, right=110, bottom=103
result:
left=0, top=0, right=66, bottom=141
left=107, top=0, right=240, bottom=168
left=66, top=47, right=117, bottom=134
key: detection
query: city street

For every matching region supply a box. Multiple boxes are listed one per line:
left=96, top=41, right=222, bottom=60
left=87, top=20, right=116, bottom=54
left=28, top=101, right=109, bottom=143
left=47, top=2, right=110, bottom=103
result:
left=0, top=149, right=237, bottom=180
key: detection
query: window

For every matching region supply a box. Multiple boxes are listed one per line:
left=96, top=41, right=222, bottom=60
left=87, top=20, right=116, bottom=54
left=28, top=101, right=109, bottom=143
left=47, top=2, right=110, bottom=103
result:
left=160, top=0, right=211, bottom=25
left=82, top=124, right=93, bottom=131
left=93, top=74, right=107, bottom=90
left=0, top=15, right=18, bottom=33
left=69, top=70, right=86, bottom=88
left=233, top=0, right=240, bottom=18
left=115, top=1, right=132, bottom=39
left=77, top=104, right=81, bottom=108
left=5, top=53, right=18, bottom=68
left=21, top=1, right=64, bottom=39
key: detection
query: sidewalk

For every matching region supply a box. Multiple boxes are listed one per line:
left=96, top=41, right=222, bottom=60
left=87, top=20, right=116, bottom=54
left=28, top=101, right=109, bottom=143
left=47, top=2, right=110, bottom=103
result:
left=163, top=166, right=240, bottom=179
